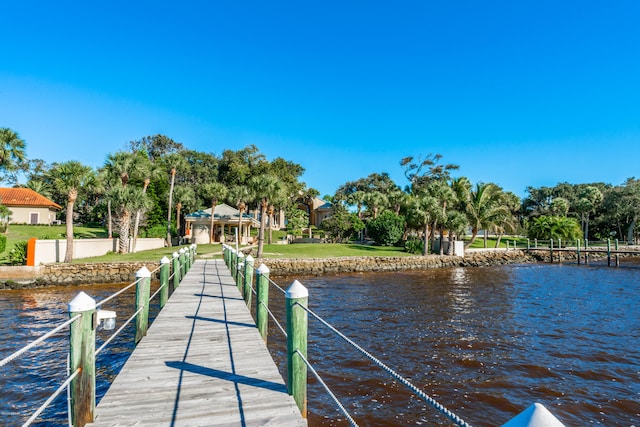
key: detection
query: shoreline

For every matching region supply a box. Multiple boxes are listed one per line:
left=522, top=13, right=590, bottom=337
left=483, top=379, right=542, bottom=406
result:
left=1, top=247, right=635, bottom=290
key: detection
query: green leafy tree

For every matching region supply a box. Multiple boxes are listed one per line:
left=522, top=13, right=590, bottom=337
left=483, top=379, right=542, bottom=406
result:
left=319, top=204, right=364, bottom=243
left=249, top=174, right=286, bottom=257
left=48, top=161, right=97, bottom=262
left=0, top=127, right=27, bottom=183
left=527, top=215, right=582, bottom=242
left=366, top=211, right=405, bottom=246
left=286, top=206, right=309, bottom=237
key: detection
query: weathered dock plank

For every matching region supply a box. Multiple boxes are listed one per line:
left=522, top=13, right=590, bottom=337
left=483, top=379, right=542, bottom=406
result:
left=89, top=259, right=305, bottom=427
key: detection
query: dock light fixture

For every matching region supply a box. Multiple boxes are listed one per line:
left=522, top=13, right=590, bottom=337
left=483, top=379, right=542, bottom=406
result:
left=97, top=309, right=117, bottom=331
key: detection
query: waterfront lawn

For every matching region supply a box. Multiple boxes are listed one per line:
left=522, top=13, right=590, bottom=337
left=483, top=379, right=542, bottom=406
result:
left=465, top=236, right=529, bottom=249
left=1, top=224, right=109, bottom=261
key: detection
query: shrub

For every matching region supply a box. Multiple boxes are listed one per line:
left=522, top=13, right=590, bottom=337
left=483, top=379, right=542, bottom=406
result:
left=8, top=241, right=28, bottom=265
left=366, top=212, right=405, bottom=246
left=0, top=235, right=6, bottom=253
left=404, top=237, right=424, bottom=254
left=142, top=225, right=170, bottom=238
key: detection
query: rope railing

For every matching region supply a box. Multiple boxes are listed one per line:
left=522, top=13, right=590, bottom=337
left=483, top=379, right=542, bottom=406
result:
left=8, top=244, right=197, bottom=426
left=221, top=244, right=472, bottom=426
left=22, top=367, right=81, bottom=427
left=0, top=314, right=81, bottom=368
left=294, top=349, right=358, bottom=426
left=300, top=303, right=472, bottom=427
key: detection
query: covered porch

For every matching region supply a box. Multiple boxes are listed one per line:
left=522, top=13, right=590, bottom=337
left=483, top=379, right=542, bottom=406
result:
left=184, top=203, right=260, bottom=245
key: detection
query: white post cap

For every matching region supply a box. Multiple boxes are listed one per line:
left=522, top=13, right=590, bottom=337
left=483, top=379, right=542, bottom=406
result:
left=286, top=280, right=308, bottom=299
left=257, top=263, right=270, bottom=274
left=69, top=291, right=96, bottom=312
left=136, top=266, right=151, bottom=278
left=245, top=255, right=254, bottom=263
left=160, top=256, right=170, bottom=264
left=237, top=252, right=244, bottom=258
left=173, top=251, right=180, bottom=258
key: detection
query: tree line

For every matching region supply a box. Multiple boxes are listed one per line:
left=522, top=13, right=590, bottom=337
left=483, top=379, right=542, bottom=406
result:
left=2, top=126, right=640, bottom=261
left=0, top=128, right=317, bottom=262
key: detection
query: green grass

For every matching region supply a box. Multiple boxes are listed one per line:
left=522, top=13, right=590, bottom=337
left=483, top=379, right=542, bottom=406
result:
left=464, top=235, right=529, bottom=249
left=243, top=243, right=411, bottom=258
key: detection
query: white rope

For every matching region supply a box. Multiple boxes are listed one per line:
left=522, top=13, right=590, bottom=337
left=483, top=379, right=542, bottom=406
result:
left=303, top=305, right=472, bottom=427
left=260, top=301, right=287, bottom=337
left=295, top=349, right=358, bottom=426
left=0, top=315, right=81, bottom=368
left=266, top=275, right=286, bottom=294
left=96, top=278, right=141, bottom=307
left=150, top=282, right=167, bottom=301
left=95, top=306, right=145, bottom=356
left=22, top=367, right=80, bottom=427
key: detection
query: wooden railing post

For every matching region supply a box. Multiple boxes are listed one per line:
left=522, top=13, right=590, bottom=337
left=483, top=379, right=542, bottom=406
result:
left=534, top=238, right=538, bottom=249
left=526, top=238, right=530, bottom=250
left=550, top=238, right=554, bottom=263
left=243, top=255, right=254, bottom=306
left=230, top=248, right=237, bottom=281
left=68, top=292, right=96, bottom=427
left=607, top=238, right=611, bottom=267
left=585, top=239, right=589, bottom=264
left=160, top=256, right=170, bottom=308
left=576, top=239, right=581, bottom=265
left=615, top=239, right=620, bottom=267
left=172, top=251, right=180, bottom=288
left=135, top=266, right=151, bottom=344
left=191, top=244, right=197, bottom=265
left=286, top=280, right=308, bottom=418
left=236, top=252, right=244, bottom=289
left=179, top=248, right=187, bottom=277
left=256, top=263, right=270, bottom=343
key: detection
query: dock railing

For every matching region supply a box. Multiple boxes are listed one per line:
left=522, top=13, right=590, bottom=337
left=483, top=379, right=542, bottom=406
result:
left=0, top=244, right=197, bottom=427
left=224, top=243, right=571, bottom=426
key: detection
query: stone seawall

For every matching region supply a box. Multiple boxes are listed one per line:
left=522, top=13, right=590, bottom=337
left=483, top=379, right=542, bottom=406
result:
left=0, top=262, right=161, bottom=289
left=257, top=250, right=535, bottom=276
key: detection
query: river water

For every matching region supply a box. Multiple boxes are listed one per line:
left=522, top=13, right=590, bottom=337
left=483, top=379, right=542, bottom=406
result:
left=1, top=261, right=639, bottom=426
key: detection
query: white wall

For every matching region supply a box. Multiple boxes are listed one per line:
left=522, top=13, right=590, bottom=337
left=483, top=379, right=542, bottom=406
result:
left=33, top=238, right=165, bottom=265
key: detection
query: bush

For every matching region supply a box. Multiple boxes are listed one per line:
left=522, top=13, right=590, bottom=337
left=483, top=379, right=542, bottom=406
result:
left=8, top=241, right=28, bottom=265
left=0, top=235, right=6, bottom=253
left=404, top=237, right=424, bottom=254
left=366, top=212, right=405, bottom=246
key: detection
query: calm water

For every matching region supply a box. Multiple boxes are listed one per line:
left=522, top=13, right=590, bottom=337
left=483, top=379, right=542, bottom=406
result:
left=1, top=262, right=639, bottom=426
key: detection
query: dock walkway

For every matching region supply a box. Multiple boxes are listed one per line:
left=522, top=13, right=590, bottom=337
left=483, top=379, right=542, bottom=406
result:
left=89, top=259, right=305, bottom=427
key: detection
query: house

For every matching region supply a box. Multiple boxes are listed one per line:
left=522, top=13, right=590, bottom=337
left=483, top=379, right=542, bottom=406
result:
left=0, top=188, right=62, bottom=225
left=184, top=203, right=260, bottom=245
left=298, top=197, right=334, bottom=228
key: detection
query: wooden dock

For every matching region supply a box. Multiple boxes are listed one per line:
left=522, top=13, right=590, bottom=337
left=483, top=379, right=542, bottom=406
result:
left=89, top=259, right=306, bottom=427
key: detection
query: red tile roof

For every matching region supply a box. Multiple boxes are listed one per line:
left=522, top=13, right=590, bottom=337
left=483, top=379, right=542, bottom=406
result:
left=0, top=188, right=62, bottom=210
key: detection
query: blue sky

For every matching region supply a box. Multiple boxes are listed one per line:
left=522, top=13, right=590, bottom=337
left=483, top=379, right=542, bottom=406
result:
left=2, top=1, right=639, bottom=199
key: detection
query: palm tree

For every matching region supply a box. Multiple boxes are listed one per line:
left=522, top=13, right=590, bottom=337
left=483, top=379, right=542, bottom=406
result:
left=0, top=128, right=26, bottom=177
left=457, top=181, right=505, bottom=248
left=111, top=186, right=152, bottom=254
left=162, top=154, right=188, bottom=247
left=249, top=174, right=286, bottom=257
left=48, top=161, right=96, bottom=262
left=104, top=152, right=140, bottom=246
left=131, top=152, right=162, bottom=252
left=228, top=186, right=251, bottom=245
left=173, top=185, right=196, bottom=240
left=405, top=193, right=439, bottom=256
left=201, top=182, right=229, bottom=243
left=363, top=191, right=388, bottom=219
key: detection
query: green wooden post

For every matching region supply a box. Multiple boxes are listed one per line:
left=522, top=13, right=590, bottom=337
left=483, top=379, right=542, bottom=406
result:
left=256, top=263, right=270, bottom=343
left=223, top=244, right=230, bottom=267
left=135, top=266, right=151, bottom=344
left=179, top=248, right=187, bottom=278
left=615, top=239, right=620, bottom=267
left=68, top=292, right=96, bottom=427
left=286, top=280, right=308, bottom=418
left=172, top=251, right=180, bottom=289
left=607, top=238, right=611, bottom=267
left=549, top=238, right=554, bottom=263
left=585, top=239, right=589, bottom=264
left=534, top=238, right=538, bottom=249
left=159, top=256, right=170, bottom=308
left=230, top=249, right=237, bottom=281
left=576, top=239, right=581, bottom=265
left=527, top=238, right=530, bottom=250
left=558, top=237, right=562, bottom=262
left=236, top=252, right=244, bottom=288
left=243, top=255, right=255, bottom=306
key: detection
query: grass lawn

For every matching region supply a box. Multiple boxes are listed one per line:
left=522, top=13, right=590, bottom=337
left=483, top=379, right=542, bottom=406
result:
left=464, top=235, right=529, bottom=249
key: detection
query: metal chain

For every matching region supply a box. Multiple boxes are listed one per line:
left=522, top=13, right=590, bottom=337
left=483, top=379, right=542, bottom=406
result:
left=302, top=305, right=472, bottom=427
left=294, top=349, right=359, bottom=426
left=0, top=315, right=81, bottom=368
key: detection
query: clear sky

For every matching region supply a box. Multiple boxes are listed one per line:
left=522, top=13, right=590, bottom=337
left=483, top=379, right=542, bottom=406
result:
left=2, top=1, right=639, bottom=199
